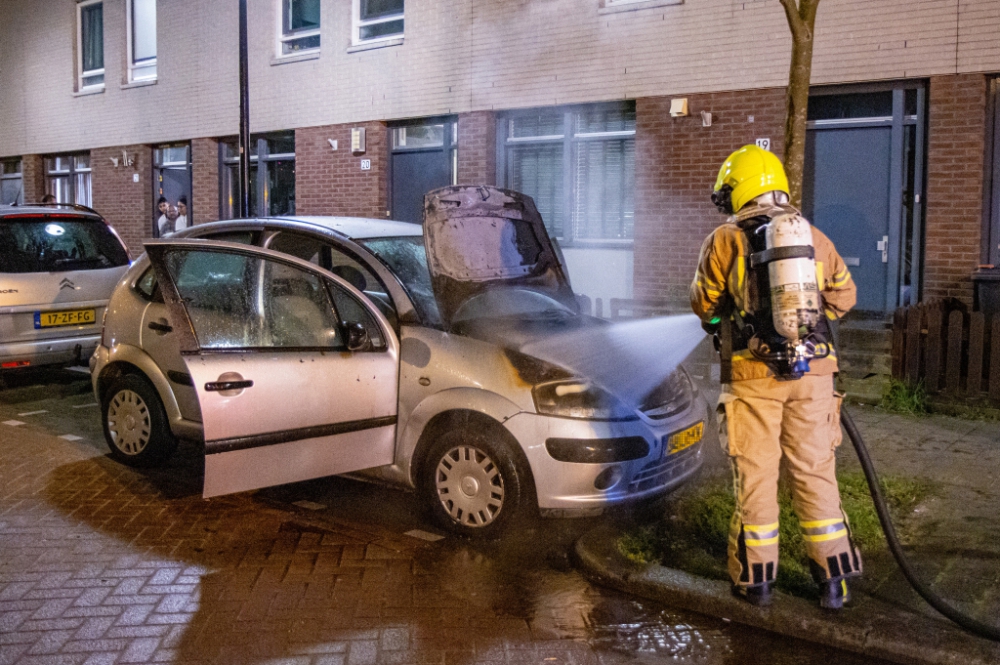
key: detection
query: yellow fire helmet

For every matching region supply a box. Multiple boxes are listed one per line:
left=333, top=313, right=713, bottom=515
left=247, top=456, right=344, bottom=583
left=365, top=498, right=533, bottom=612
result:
left=713, top=145, right=790, bottom=213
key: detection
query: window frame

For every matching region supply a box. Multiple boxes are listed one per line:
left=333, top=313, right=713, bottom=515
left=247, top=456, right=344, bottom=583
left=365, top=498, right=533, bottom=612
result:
left=127, top=0, right=157, bottom=82
left=497, top=102, right=636, bottom=248
left=984, top=76, right=1000, bottom=268
left=599, top=0, right=683, bottom=13
left=77, top=0, right=105, bottom=91
left=219, top=132, right=296, bottom=219
left=45, top=153, right=93, bottom=207
left=278, top=0, right=321, bottom=56
left=1, top=158, right=24, bottom=206
left=352, top=0, right=404, bottom=46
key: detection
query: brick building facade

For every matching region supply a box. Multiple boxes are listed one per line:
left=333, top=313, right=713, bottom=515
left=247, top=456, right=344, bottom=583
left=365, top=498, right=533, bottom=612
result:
left=1, top=0, right=998, bottom=312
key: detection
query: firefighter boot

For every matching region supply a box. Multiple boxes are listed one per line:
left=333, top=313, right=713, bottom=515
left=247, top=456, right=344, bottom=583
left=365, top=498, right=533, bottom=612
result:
left=818, top=577, right=851, bottom=610
left=732, top=582, right=773, bottom=607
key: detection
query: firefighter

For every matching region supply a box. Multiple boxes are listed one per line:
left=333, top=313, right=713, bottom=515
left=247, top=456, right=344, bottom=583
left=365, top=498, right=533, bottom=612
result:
left=691, top=145, right=861, bottom=609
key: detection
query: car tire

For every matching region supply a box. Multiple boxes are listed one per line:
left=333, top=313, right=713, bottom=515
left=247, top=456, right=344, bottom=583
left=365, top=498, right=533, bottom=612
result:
left=102, top=374, right=177, bottom=468
left=421, top=427, right=529, bottom=538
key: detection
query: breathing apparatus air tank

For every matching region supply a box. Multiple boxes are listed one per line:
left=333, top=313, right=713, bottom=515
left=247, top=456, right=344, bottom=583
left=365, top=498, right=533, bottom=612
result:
left=748, top=212, right=828, bottom=378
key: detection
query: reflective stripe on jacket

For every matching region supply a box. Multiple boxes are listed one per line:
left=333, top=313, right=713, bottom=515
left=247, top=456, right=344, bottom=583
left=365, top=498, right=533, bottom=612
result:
left=690, top=213, right=857, bottom=382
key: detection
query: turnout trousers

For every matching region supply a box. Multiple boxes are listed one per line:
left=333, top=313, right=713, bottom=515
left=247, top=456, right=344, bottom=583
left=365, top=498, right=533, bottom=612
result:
left=717, top=374, right=862, bottom=590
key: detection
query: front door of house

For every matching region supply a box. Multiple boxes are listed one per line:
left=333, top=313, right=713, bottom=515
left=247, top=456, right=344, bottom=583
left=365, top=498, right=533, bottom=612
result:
left=802, top=85, right=926, bottom=313
left=390, top=119, right=456, bottom=224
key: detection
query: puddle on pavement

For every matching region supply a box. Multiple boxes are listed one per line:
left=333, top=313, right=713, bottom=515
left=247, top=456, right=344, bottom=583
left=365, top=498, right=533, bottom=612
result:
left=420, top=536, right=889, bottom=665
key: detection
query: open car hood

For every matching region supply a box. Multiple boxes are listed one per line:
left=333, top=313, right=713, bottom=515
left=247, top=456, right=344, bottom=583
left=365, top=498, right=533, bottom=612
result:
left=422, top=185, right=578, bottom=329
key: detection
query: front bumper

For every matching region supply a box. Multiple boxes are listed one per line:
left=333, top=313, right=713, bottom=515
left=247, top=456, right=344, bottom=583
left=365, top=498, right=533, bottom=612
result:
left=0, top=334, right=99, bottom=369
left=504, top=395, right=709, bottom=515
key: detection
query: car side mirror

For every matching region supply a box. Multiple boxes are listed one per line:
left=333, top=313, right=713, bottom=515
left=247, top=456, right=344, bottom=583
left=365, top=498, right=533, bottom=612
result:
left=344, top=321, right=371, bottom=352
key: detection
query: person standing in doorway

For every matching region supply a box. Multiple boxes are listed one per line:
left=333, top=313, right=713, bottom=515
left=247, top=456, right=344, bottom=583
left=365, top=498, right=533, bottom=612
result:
left=156, top=196, right=173, bottom=236
left=690, top=145, right=861, bottom=609
left=175, top=196, right=189, bottom=231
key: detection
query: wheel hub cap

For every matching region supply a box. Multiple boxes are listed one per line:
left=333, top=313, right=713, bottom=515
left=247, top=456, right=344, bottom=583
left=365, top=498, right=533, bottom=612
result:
left=435, top=444, right=505, bottom=528
left=107, top=389, right=152, bottom=456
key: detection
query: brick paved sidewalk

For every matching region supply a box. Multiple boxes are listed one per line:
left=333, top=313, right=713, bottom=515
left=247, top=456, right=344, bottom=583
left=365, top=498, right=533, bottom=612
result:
left=840, top=406, right=1000, bottom=624
left=0, top=408, right=746, bottom=665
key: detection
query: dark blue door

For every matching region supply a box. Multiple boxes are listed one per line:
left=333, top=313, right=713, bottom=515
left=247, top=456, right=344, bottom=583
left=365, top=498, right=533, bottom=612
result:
left=803, top=127, right=892, bottom=312
left=390, top=121, right=455, bottom=224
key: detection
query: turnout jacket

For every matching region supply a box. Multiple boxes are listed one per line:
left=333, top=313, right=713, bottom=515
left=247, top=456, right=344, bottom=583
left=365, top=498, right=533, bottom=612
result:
left=690, top=203, right=857, bottom=382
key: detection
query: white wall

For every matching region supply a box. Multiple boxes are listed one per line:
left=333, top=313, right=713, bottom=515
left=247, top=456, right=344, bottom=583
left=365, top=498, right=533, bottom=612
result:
left=1, top=0, right=998, bottom=156
left=563, top=247, right=634, bottom=316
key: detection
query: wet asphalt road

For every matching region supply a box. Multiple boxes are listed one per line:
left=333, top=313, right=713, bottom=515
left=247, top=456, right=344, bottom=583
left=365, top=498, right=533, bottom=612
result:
left=0, top=367, right=889, bottom=665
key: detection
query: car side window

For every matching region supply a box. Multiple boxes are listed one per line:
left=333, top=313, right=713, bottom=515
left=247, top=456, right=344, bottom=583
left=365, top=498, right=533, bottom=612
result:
left=135, top=266, right=164, bottom=303
left=136, top=232, right=258, bottom=303
left=267, top=231, right=399, bottom=329
left=164, top=249, right=345, bottom=350
left=325, top=279, right=385, bottom=350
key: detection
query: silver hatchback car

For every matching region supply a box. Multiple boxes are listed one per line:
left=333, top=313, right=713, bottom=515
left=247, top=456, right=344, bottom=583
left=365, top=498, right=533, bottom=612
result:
left=91, top=186, right=706, bottom=536
left=1, top=204, right=131, bottom=371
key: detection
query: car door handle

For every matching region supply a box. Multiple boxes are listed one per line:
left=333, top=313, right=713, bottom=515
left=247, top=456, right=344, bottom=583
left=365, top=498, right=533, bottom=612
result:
left=148, top=321, right=173, bottom=334
left=204, top=380, right=254, bottom=392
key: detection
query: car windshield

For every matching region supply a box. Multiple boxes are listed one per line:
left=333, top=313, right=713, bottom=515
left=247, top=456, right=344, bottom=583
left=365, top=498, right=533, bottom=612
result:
left=357, top=235, right=442, bottom=327
left=0, top=218, right=129, bottom=273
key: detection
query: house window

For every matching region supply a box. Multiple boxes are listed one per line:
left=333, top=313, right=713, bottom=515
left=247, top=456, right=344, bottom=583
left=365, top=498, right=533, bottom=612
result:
left=78, top=0, right=105, bottom=89
left=280, top=0, right=320, bottom=54
left=499, top=103, right=636, bottom=244
left=45, top=154, right=92, bottom=207
left=220, top=132, right=295, bottom=219
left=354, top=0, right=403, bottom=44
left=599, top=0, right=683, bottom=13
left=128, top=0, right=157, bottom=81
left=1, top=159, right=23, bottom=205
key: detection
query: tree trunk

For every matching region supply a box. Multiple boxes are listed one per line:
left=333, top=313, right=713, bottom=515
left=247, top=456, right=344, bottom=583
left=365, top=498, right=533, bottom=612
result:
left=780, top=0, right=820, bottom=209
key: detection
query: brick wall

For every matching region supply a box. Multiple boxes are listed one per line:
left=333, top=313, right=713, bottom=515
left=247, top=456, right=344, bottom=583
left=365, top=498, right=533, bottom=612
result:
left=457, top=111, right=497, bottom=186
left=295, top=122, right=388, bottom=219
left=91, top=145, right=152, bottom=256
left=191, top=138, right=220, bottom=225
left=20, top=154, right=45, bottom=202
left=923, top=74, right=988, bottom=305
left=633, top=89, right=787, bottom=303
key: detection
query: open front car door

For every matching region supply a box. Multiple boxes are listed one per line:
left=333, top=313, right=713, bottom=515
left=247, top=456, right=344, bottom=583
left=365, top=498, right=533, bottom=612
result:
left=144, top=239, right=399, bottom=498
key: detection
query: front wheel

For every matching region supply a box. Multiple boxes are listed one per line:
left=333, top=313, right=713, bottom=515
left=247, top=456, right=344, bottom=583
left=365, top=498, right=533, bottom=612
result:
left=421, top=428, right=528, bottom=538
left=102, top=374, right=177, bottom=467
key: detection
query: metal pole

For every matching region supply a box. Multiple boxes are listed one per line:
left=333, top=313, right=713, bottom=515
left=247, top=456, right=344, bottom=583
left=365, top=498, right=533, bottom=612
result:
left=238, top=0, right=251, bottom=218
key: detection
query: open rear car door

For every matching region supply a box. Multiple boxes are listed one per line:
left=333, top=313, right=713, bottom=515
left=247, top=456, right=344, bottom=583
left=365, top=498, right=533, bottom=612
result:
left=144, top=239, right=399, bottom=498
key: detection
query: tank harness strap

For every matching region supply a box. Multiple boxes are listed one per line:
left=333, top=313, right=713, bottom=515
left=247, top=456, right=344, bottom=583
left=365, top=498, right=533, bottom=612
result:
left=720, top=315, right=734, bottom=384
left=749, top=245, right=815, bottom=268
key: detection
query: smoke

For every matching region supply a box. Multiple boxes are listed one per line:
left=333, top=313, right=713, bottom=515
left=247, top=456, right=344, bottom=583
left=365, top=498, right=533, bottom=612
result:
left=519, top=314, right=707, bottom=406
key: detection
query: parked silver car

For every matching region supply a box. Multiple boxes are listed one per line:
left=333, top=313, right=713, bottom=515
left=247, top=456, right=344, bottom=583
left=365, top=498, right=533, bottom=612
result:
left=90, top=186, right=706, bottom=536
left=1, top=204, right=131, bottom=371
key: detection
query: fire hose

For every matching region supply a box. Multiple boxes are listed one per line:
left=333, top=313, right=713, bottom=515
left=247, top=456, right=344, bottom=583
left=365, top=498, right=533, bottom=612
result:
left=841, top=406, right=1000, bottom=641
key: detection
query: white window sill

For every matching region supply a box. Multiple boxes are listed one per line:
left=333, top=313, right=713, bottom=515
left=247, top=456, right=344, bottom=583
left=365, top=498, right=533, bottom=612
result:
left=73, top=86, right=105, bottom=97
left=347, top=37, right=403, bottom=54
left=599, top=0, right=682, bottom=14
left=122, top=78, right=157, bottom=89
left=271, top=50, right=321, bottom=65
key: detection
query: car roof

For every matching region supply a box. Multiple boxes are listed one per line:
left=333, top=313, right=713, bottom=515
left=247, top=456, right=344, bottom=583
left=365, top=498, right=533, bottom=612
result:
left=0, top=203, right=104, bottom=220
left=272, top=215, right=423, bottom=240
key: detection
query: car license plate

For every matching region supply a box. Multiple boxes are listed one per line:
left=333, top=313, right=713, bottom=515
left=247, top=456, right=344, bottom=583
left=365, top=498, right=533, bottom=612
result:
left=34, top=309, right=97, bottom=329
left=667, top=422, right=704, bottom=455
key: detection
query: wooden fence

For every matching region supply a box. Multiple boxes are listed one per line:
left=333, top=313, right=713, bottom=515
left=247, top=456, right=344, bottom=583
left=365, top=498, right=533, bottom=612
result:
left=891, top=301, right=1000, bottom=405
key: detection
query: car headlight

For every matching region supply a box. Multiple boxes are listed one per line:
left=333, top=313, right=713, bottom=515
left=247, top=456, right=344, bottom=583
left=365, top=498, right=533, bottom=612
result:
left=638, top=368, right=694, bottom=419
left=532, top=379, right=639, bottom=421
